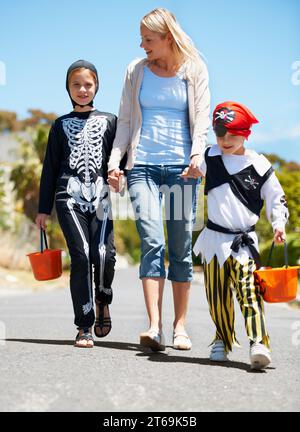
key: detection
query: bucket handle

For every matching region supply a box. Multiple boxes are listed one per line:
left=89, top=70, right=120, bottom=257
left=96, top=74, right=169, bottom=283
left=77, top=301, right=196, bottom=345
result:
left=266, top=240, right=288, bottom=269
left=40, top=228, right=49, bottom=253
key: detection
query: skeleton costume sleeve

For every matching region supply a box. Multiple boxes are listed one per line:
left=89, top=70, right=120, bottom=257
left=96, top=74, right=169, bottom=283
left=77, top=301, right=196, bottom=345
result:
left=38, top=121, right=62, bottom=214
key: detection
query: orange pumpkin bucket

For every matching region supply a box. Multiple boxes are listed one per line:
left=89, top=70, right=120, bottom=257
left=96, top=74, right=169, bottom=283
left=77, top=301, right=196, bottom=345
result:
left=27, top=229, right=62, bottom=281
left=254, top=241, right=299, bottom=303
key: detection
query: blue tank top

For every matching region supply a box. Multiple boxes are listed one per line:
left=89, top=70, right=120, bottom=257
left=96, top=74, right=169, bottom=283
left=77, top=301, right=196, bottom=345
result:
left=135, top=66, right=192, bottom=165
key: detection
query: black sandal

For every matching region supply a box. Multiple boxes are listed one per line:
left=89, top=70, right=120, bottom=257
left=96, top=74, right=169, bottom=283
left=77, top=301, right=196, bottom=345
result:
left=94, top=300, right=112, bottom=338
left=75, top=328, right=94, bottom=348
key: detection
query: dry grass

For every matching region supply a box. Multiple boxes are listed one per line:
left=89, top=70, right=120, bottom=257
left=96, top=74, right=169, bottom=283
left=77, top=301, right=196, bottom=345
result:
left=0, top=265, right=69, bottom=293
left=0, top=229, right=41, bottom=271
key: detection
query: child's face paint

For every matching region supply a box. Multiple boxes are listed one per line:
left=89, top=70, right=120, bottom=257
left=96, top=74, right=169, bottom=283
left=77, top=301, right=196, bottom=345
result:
left=217, top=133, right=246, bottom=155
left=68, top=69, right=97, bottom=107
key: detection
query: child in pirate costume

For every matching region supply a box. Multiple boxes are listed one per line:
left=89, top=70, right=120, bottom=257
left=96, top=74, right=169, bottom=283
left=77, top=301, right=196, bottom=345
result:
left=36, top=60, right=117, bottom=348
left=193, top=101, right=289, bottom=369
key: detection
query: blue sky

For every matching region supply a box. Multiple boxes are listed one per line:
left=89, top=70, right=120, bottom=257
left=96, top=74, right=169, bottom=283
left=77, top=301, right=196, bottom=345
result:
left=0, top=0, right=299, bottom=161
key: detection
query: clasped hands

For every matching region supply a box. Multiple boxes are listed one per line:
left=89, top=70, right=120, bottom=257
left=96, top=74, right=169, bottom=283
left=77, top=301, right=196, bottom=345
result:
left=107, top=168, right=125, bottom=193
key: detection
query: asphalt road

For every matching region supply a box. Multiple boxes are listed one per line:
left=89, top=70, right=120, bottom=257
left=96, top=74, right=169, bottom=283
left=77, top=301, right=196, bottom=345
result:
left=0, top=266, right=299, bottom=412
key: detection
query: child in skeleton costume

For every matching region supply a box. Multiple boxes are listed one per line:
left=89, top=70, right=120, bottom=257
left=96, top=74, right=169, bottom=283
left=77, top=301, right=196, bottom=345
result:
left=193, top=101, right=289, bottom=369
left=37, top=60, right=117, bottom=348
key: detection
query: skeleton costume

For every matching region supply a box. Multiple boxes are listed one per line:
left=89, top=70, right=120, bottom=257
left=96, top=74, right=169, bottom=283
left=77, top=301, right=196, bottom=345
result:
left=38, top=61, right=117, bottom=330
left=193, top=102, right=289, bottom=353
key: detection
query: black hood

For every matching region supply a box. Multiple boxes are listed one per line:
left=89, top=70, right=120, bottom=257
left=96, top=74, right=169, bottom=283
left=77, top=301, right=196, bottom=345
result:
left=66, top=59, right=99, bottom=108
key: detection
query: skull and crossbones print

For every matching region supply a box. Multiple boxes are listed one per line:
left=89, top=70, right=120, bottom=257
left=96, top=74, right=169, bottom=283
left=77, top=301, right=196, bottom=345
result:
left=214, top=107, right=235, bottom=124
left=244, top=174, right=259, bottom=190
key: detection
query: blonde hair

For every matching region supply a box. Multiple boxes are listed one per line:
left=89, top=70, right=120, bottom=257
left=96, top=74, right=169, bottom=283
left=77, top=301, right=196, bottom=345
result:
left=141, top=8, right=201, bottom=64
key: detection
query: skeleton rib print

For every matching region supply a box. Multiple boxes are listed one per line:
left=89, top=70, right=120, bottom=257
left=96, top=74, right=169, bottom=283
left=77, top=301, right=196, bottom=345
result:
left=62, top=116, right=108, bottom=212
left=62, top=116, right=107, bottom=177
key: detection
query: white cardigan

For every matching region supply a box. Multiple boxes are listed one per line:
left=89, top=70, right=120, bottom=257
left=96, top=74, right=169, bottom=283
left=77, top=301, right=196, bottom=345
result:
left=108, top=57, right=211, bottom=171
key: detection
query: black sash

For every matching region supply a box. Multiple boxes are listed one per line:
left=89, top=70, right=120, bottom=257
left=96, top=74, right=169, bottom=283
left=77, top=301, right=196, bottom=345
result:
left=206, top=219, right=261, bottom=268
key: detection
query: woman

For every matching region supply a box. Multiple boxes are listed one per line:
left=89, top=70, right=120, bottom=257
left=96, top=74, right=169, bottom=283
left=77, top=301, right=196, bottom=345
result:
left=108, top=8, right=210, bottom=351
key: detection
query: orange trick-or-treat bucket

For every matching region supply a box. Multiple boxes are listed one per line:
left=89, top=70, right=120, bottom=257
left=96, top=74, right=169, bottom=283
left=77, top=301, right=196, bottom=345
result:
left=254, top=241, right=299, bottom=303
left=27, top=229, right=62, bottom=281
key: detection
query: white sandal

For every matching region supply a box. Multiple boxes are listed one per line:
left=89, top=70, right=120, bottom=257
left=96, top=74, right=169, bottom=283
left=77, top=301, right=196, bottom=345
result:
left=173, top=331, right=192, bottom=350
left=140, top=330, right=166, bottom=352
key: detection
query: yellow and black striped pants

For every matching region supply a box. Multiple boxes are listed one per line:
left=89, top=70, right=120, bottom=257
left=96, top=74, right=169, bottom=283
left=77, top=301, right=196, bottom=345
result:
left=203, top=255, right=270, bottom=353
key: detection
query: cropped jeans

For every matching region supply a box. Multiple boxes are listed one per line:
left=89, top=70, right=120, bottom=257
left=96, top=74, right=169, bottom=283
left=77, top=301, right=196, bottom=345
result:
left=126, top=165, right=200, bottom=282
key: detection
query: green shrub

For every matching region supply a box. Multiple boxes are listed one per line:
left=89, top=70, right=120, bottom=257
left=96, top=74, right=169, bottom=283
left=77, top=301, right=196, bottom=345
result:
left=259, top=233, right=300, bottom=267
left=0, top=168, right=9, bottom=230
left=114, top=219, right=141, bottom=264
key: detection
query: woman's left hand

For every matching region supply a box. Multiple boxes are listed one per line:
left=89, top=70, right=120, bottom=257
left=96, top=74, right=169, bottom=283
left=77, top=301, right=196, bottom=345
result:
left=180, top=154, right=205, bottom=179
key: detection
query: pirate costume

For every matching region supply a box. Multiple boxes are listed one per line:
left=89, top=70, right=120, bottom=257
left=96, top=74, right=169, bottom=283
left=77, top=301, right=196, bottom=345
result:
left=38, top=60, right=117, bottom=335
left=193, top=102, right=289, bottom=358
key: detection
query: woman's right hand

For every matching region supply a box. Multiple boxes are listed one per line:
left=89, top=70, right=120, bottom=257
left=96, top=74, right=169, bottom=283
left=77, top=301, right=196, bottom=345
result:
left=108, top=168, right=124, bottom=193
left=35, top=213, right=49, bottom=230
left=180, top=154, right=205, bottom=180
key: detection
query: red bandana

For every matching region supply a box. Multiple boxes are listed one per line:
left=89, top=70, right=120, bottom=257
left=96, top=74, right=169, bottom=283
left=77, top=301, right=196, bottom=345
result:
left=212, top=101, right=259, bottom=139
